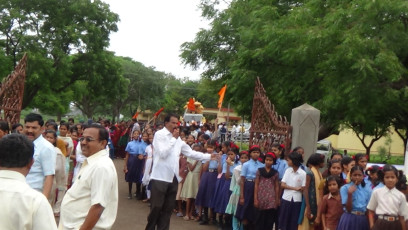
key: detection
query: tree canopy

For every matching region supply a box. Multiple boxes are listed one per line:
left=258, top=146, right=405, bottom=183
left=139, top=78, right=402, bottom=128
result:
left=0, top=0, right=119, bottom=111
left=181, top=0, right=408, bottom=154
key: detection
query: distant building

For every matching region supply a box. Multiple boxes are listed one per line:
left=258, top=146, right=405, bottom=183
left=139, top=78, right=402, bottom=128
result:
left=326, top=127, right=404, bottom=156
left=202, top=108, right=241, bottom=126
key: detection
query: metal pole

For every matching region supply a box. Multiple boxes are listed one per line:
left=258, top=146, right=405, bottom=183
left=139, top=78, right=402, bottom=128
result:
left=227, top=101, right=230, bottom=126
left=240, top=115, right=244, bottom=149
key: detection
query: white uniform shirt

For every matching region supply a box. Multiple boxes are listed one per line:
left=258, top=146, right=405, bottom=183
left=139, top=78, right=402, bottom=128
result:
left=281, top=167, right=306, bottom=202
left=142, top=144, right=153, bottom=185
left=0, top=170, right=57, bottom=230
left=150, top=127, right=211, bottom=183
left=59, top=149, right=118, bottom=230
left=367, top=186, right=408, bottom=216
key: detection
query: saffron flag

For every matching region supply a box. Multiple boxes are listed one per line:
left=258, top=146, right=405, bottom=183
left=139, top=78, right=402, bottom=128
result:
left=218, top=85, right=227, bottom=108
left=188, top=98, right=196, bottom=111
left=154, top=107, right=164, bottom=117
left=132, top=112, right=139, bottom=119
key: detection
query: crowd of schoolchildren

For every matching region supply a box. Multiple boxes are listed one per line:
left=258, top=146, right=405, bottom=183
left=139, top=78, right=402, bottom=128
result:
left=8, top=116, right=407, bottom=230
left=124, top=121, right=408, bottom=230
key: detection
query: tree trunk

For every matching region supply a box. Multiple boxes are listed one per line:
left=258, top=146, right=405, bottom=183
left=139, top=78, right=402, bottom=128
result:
left=395, top=128, right=408, bottom=158
left=363, top=143, right=373, bottom=160
left=111, top=111, right=116, bottom=124
left=57, top=112, right=62, bottom=122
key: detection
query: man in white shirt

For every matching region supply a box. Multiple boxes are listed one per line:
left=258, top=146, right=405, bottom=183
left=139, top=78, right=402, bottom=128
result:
left=24, top=113, right=56, bottom=198
left=0, top=134, right=57, bottom=230
left=146, top=114, right=216, bottom=230
left=59, top=124, right=118, bottom=230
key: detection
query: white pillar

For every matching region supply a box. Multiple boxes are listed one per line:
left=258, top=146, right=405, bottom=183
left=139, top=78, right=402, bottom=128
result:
left=291, top=103, right=320, bottom=162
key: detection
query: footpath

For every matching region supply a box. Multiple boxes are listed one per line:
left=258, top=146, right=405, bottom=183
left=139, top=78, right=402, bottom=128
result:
left=112, top=159, right=217, bottom=230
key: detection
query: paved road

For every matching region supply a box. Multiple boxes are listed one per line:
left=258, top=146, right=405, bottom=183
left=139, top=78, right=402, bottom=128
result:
left=111, top=159, right=217, bottom=230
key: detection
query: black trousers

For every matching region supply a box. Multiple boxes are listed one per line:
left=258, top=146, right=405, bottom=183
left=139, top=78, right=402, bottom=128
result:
left=145, top=177, right=178, bottom=230
left=255, top=208, right=277, bottom=230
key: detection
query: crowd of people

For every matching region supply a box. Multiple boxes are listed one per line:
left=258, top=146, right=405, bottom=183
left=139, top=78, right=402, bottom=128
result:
left=0, top=113, right=118, bottom=230
left=113, top=114, right=408, bottom=230
left=1, top=113, right=408, bottom=230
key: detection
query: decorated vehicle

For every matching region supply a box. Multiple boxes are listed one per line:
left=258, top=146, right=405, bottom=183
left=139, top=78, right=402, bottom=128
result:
left=182, top=98, right=205, bottom=124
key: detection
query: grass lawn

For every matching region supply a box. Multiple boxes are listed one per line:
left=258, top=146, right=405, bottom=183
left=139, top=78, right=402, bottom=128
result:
left=368, top=154, right=404, bottom=165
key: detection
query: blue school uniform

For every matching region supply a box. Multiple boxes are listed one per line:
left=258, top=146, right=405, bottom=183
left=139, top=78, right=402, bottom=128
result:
left=235, top=159, right=264, bottom=222
left=138, top=141, right=148, bottom=156
left=213, top=161, right=239, bottom=213
left=196, top=152, right=220, bottom=208
left=210, top=154, right=228, bottom=205
left=221, top=153, right=227, bottom=166
left=125, top=140, right=141, bottom=182
left=208, top=159, right=219, bottom=170
left=272, top=158, right=288, bottom=180
left=241, top=159, right=265, bottom=179
left=125, top=140, right=139, bottom=155
left=135, top=141, right=148, bottom=183
left=373, top=182, right=384, bottom=190
left=337, top=182, right=372, bottom=230
left=364, top=175, right=383, bottom=191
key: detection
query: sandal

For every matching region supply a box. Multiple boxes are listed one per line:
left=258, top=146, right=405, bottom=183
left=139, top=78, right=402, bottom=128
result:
left=176, top=212, right=183, bottom=217
left=183, top=216, right=191, bottom=221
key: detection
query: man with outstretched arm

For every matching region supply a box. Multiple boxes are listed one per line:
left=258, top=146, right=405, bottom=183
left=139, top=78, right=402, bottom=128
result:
left=145, top=113, right=217, bottom=230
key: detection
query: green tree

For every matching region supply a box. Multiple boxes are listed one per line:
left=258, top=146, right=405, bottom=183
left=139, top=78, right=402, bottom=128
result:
left=181, top=0, right=408, bottom=155
left=162, top=75, right=198, bottom=114
left=71, top=51, right=122, bottom=119
left=0, top=0, right=119, bottom=110
left=196, top=78, right=222, bottom=108
left=113, top=57, right=166, bottom=121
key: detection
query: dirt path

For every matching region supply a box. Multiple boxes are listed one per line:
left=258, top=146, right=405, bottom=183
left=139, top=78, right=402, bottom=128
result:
left=112, top=159, right=216, bottom=230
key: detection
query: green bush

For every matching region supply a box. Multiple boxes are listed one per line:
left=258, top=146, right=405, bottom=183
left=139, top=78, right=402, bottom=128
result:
left=376, top=146, right=387, bottom=162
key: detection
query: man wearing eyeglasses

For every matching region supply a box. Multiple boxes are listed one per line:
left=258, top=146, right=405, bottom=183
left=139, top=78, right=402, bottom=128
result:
left=59, top=124, right=118, bottom=230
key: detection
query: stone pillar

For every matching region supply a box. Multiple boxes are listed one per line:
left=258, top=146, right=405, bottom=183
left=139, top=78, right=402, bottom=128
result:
left=291, top=103, right=320, bottom=162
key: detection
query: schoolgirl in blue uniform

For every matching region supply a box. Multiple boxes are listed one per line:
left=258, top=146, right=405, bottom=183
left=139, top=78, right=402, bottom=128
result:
left=337, top=165, right=372, bottom=230
left=341, top=156, right=355, bottom=183
left=196, top=140, right=220, bottom=225
left=271, top=143, right=288, bottom=229
left=210, top=141, right=231, bottom=211
left=235, top=145, right=265, bottom=228
left=365, top=165, right=384, bottom=190
left=210, top=141, right=229, bottom=227
left=271, top=143, right=288, bottom=181
left=124, top=130, right=141, bottom=199
left=213, top=147, right=240, bottom=229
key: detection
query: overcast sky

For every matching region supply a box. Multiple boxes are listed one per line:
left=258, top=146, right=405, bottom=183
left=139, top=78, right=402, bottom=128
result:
left=102, top=0, right=211, bottom=80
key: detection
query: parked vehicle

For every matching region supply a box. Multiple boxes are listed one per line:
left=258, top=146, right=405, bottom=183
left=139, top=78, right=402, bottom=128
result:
left=232, top=123, right=250, bottom=142
left=316, top=139, right=332, bottom=158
